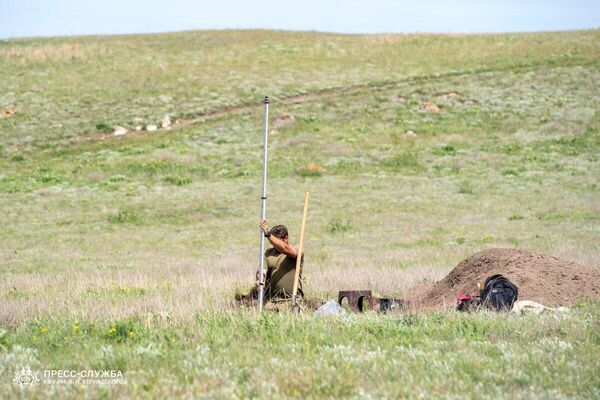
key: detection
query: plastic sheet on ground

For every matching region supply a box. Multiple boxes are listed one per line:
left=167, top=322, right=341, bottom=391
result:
left=511, top=300, right=570, bottom=316
left=313, top=300, right=346, bottom=318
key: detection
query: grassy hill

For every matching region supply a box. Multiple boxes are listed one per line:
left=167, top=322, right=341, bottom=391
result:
left=1, top=29, right=598, bottom=146
left=0, top=29, right=599, bottom=398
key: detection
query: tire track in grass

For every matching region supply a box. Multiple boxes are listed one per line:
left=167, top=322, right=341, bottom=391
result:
left=68, top=57, right=596, bottom=146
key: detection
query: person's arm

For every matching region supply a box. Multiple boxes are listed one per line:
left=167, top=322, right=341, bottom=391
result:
left=267, top=234, right=298, bottom=258
left=259, top=220, right=298, bottom=258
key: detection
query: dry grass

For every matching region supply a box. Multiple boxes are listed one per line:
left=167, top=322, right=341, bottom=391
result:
left=0, top=43, right=110, bottom=64
left=0, top=249, right=449, bottom=326
left=1, top=162, right=597, bottom=325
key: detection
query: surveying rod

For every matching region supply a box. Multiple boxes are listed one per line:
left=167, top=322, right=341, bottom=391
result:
left=257, top=96, right=270, bottom=312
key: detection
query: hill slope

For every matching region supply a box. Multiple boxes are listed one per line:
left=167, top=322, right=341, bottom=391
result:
left=0, top=29, right=599, bottom=399
left=1, top=29, right=598, bottom=147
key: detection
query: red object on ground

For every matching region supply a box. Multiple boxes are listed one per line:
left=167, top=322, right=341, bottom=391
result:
left=457, top=293, right=476, bottom=304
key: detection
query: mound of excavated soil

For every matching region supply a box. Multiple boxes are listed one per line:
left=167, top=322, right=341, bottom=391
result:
left=420, top=248, right=600, bottom=310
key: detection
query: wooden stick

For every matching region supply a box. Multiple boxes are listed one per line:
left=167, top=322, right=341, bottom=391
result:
left=291, top=192, right=309, bottom=306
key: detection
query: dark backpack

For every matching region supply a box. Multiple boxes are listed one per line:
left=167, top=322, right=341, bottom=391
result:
left=481, top=274, right=518, bottom=311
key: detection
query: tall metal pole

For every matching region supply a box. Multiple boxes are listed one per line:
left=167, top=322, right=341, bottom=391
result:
left=257, top=96, right=270, bottom=312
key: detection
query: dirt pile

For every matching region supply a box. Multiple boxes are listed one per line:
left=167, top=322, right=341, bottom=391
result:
left=420, top=248, right=600, bottom=310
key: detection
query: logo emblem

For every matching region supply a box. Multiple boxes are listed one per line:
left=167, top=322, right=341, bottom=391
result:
left=13, top=366, right=40, bottom=389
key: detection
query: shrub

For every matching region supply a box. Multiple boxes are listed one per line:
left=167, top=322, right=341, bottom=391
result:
left=108, top=175, right=127, bottom=183
left=503, top=144, right=522, bottom=155
left=107, top=208, right=142, bottom=224
left=502, top=169, right=519, bottom=176
left=383, top=150, right=424, bottom=172
left=164, top=175, right=192, bottom=186
left=37, top=173, right=64, bottom=184
left=327, top=217, right=352, bottom=233
left=433, top=144, right=456, bottom=156
left=458, top=181, right=474, bottom=194
left=104, top=319, right=143, bottom=343
left=95, top=122, right=113, bottom=133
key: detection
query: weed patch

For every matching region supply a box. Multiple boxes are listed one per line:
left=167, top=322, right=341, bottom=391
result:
left=458, top=180, right=474, bottom=194
left=107, top=208, right=143, bottom=224
left=383, top=150, right=424, bottom=173
left=164, top=175, right=192, bottom=186
left=327, top=217, right=352, bottom=234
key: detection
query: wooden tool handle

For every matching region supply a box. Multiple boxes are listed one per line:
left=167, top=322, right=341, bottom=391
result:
left=292, top=192, right=309, bottom=303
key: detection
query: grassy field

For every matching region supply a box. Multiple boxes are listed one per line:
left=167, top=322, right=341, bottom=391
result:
left=0, top=29, right=599, bottom=398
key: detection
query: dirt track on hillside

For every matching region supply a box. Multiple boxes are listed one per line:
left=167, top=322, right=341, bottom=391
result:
left=70, top=59, right=595, bottom=146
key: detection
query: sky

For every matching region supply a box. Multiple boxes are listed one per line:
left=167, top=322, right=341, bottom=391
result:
left=1, top=0, right=599, bottom=39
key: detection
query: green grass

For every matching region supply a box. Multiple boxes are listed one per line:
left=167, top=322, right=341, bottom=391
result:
left=0, top=29, right=599, bottom=398
left=1, top=304, right=599, bottom=398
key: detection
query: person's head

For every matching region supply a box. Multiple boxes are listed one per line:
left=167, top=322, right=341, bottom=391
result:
left=270, top=225, right=289, bottom=243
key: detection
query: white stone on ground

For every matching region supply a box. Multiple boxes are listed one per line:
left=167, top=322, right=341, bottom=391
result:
left=113, top=126, right=128, bottom=136
left=161, top=115, right=171, bottom=129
